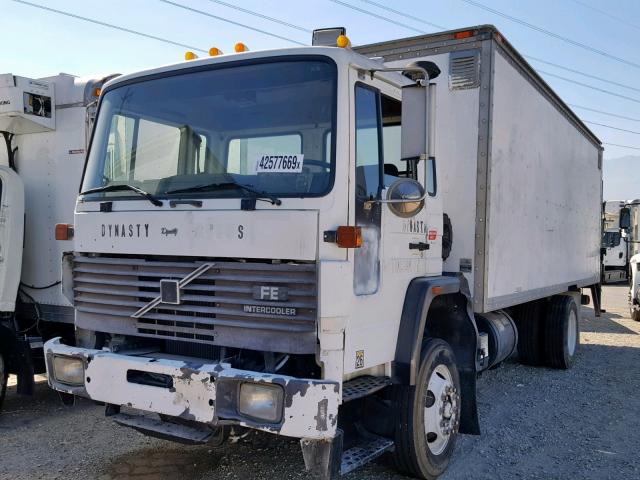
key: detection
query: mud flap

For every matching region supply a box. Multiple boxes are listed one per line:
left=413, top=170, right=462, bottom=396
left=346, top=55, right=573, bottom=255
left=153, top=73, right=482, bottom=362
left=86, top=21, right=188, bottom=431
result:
left=300, top=429, right=343, bottom=480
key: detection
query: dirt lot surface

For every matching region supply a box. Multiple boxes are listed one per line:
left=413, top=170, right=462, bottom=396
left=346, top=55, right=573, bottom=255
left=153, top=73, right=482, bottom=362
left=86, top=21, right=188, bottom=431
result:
left=2, top=285, right=639, bottom=479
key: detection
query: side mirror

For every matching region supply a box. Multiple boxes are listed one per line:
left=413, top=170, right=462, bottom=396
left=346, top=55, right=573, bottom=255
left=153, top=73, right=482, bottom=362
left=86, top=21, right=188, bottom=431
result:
left=401, top=80, right=436, bottom=171
left=386, top=178, right=424, bottom=217
left=620, top=207, right=631, bottom=230
left=401, top=84, right=427, bottom=162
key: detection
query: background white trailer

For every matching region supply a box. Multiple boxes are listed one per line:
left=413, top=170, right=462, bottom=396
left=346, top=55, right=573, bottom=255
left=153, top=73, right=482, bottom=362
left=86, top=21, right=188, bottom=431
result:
left=626, top=200, right=640, bottom=259
left=357, top=25, right=602, bottom=313
left=0, top=72, right=116, bottom=406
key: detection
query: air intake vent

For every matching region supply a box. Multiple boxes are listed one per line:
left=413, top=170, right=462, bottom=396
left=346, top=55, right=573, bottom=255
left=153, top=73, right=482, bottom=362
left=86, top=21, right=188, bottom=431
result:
left=449, top=50, right=480, bottom=90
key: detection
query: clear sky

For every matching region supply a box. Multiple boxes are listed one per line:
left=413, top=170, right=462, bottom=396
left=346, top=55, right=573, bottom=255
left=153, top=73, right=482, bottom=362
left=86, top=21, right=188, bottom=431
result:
left=2, top=0, right=640, bottom=160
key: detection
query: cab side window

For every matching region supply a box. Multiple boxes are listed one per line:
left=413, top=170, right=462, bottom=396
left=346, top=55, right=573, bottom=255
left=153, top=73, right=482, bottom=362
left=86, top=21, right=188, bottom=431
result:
left=355, top=85, right=383, bottom=202
left=381, top=94, right=403, bottom=184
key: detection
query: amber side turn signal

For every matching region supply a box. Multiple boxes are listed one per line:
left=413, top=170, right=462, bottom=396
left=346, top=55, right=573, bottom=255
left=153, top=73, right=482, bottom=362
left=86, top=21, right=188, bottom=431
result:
left=55, top=223, right=74, bottom=240
left=323, top=226, right=362, bottom=248
left=336, top=226, right=362, bottom=248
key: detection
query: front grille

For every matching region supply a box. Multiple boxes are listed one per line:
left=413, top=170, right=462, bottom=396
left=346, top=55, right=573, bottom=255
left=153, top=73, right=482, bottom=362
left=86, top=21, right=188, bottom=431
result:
left=73, top=254, right=318, bottom=354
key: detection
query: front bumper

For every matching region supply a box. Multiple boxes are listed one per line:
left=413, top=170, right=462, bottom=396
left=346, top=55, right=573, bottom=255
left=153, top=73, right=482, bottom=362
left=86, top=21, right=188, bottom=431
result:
left=44, top=338, right=340, bottom=440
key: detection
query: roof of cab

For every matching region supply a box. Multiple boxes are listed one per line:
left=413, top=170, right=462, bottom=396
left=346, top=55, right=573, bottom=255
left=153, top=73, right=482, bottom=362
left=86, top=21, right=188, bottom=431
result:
left=101, top=46, right=401, bottom=92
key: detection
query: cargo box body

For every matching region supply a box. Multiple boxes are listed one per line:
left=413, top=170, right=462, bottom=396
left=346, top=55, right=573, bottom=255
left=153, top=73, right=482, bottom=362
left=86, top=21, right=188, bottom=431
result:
left=0, top=73, right=117, bottom=321
left=357, top=25, right=602, bottom=313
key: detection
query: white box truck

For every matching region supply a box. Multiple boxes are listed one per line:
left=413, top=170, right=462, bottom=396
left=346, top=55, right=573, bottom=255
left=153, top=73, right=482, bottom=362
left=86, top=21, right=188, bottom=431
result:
left=624, top=201, right=640, bottom=320
left=0, top=72, right=116, bottom=411
left=44, top=26, right=601, bottom=479
left=602, top=200, right=629, bottom=283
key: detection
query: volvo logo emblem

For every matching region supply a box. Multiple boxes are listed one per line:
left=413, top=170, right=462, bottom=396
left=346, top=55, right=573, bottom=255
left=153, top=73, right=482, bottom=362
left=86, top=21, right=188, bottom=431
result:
left=131, top=263, right=215, bottom=319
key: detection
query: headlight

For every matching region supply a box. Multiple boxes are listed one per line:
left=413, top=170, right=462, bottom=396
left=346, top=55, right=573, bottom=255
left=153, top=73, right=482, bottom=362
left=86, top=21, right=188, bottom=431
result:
left=238, top=382, right=283, bottom=423
left=52, top=355, right=85, bottom=386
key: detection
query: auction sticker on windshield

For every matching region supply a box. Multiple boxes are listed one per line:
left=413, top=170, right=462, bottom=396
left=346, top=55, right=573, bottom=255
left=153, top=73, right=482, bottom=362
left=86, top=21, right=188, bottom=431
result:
left=255, top=154, right=304, bottom=173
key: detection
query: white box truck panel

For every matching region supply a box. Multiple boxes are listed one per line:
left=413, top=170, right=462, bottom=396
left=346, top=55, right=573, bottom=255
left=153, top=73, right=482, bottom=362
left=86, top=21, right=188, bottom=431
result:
left=18, top=105, right=88, bottom=308
left=483, top=48, right=601, bottom=310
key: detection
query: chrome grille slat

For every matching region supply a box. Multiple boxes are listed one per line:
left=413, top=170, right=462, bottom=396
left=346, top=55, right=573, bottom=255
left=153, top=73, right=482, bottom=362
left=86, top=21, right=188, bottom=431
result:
left=74, top=287, right=316, bottom=308
left=73, top=266, right=315, bottom=284
left=76, top=305, right=315, bottom=331
left=74, top=256, right=316, bottom=271
left=74, top=275, right=316, bottom=295
left=73, top=254, right=319, bottom=350
left=75, top=295, right=316, bottom=322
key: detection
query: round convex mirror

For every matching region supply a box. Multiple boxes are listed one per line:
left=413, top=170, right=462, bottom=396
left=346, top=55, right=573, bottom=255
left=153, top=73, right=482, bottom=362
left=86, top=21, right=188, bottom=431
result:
left=386, top=179, right=425, bottom=217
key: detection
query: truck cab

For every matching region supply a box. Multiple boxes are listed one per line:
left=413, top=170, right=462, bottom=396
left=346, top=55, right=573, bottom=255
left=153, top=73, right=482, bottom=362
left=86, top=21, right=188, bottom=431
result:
left=45, top=40, right=457, bottom=475
left=601, top=200, right=629, bottom=283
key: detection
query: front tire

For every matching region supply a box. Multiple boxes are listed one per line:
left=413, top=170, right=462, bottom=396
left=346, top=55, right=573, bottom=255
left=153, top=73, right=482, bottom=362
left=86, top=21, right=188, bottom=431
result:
left=631, top=308, right=640, bottom=322
left=392, top=338, right=461, bottom=479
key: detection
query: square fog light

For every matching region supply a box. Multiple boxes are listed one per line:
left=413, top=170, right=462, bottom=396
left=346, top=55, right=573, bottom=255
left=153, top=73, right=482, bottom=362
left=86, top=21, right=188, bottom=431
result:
left=52, top=355, right=85, bottom=386
left=239, top=382, right=283, bottom=423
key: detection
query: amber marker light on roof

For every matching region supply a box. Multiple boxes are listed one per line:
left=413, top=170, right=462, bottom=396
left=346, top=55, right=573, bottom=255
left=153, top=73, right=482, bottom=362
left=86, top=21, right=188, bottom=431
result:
left=454, top=30, right=474, bottom=40
left=336, top=34, right=350, bottom=48
left=184, top=51, right=198, bottom=60
left=234, top=42, right=249, bottom=53
left=209, top=47, right=223, bottom=56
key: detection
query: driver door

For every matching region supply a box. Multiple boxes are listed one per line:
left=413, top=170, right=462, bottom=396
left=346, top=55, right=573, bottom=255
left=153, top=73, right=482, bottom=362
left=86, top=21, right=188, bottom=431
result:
left=344, top=72, right=437, bottom=375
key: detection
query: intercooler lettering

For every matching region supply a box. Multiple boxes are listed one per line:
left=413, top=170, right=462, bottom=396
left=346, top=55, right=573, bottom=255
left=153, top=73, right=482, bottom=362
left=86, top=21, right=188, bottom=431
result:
left=101, top=223, right=150, bottom=238
left=243, top=305, right=297, bottom=316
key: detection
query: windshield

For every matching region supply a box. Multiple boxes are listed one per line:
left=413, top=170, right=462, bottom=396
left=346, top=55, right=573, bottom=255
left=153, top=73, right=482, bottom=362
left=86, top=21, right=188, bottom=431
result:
left=602, top=230, right=622, bottom=248
left=82, top=58, right=337, bottom=200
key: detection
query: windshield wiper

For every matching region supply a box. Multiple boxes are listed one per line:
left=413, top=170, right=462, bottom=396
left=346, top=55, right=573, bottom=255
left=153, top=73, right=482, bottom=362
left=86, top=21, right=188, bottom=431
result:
left=166, top=181, right=282, bottom=206
left=80, top=184, right=163, bottom=207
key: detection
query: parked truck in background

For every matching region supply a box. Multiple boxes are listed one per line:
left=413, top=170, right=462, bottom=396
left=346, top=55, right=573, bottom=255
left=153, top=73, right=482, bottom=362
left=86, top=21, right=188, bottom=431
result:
left=0, top=72, right=116, bottom=411
left=624, top=200, right=640, bottom=321
left=602, top=200, right=629, bottom=283
left=44, top=26, right=602, bottom=479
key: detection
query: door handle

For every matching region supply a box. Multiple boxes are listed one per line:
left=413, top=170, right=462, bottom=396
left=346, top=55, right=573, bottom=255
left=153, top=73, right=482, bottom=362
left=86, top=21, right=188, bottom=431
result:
left=409, top=242, right=430, bottom=251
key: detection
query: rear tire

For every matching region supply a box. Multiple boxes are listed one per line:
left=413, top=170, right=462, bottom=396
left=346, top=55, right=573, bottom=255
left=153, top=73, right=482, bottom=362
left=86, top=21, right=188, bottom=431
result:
left=0, top=350, right=7, bottom=413
left=631, top=308, right=640, bottom=322
left=544, top=296, right=579, bottom=369
left=513, top=301, right=544, bottom=366
left=392, top=339, right=460, bottom=479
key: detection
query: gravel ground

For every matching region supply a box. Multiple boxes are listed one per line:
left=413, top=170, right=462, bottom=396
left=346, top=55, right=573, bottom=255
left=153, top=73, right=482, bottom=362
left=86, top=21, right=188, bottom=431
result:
left=1, top=285, right=639, bottom=479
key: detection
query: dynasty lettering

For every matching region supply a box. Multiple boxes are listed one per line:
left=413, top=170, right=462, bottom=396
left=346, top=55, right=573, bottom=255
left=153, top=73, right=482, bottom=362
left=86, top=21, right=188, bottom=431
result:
left=101, top=223, right=150, bottom=238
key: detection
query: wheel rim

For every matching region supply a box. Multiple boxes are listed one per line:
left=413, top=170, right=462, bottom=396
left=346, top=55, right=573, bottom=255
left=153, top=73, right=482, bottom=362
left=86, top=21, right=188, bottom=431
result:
left=424, top=363, right=458, bottom=456
left=567, top=309, right=577, bottom=356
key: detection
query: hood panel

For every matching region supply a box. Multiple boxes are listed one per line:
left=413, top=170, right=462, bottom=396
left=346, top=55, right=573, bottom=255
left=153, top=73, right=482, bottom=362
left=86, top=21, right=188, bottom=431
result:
left=74, top=209, right=318, bottom=261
